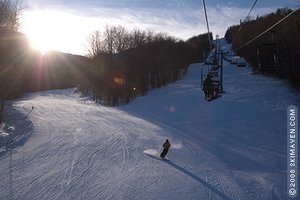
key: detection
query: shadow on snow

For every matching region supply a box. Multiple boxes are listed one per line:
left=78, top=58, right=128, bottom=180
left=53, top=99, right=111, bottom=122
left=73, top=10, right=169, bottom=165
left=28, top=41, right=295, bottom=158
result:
left=145, top=153, right=232, bottom=200
left=0, top=102, right=34, bottom=157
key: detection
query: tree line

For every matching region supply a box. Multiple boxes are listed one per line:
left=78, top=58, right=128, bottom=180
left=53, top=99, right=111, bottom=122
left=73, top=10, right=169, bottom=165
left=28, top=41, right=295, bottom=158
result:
left=225, top=7, right=300, bottom=87
left=0, top=0, right=24, bottom=123
left=80, top=26, right=212, bottom=106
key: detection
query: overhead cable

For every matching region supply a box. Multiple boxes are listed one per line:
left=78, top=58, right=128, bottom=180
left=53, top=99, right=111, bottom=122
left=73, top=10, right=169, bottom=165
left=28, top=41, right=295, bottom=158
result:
left=233, top=7, right=300, bottom=52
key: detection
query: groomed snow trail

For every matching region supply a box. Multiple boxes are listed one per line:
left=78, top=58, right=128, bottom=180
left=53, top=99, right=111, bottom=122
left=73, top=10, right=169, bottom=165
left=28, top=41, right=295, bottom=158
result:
left=0, top=60, right=299, bottom=199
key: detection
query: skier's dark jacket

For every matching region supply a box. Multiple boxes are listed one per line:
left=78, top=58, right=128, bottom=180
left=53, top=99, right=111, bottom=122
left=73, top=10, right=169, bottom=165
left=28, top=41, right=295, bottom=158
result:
left=163, top=141, right=171, bottom=149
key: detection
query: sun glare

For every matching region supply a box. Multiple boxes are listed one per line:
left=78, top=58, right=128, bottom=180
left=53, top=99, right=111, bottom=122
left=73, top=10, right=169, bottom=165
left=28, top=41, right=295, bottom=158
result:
left=22, top=9, right=90, bottom=55
left=23, top=10, right=58, bottom=53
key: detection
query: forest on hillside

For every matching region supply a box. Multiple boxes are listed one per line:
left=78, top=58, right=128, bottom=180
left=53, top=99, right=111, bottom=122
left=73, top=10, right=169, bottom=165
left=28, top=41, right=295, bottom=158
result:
left=80, top=26, right=212, bottom=106
left=225, top=7, right=300, bottom=87
left=0, top=0, right=212, bottom=123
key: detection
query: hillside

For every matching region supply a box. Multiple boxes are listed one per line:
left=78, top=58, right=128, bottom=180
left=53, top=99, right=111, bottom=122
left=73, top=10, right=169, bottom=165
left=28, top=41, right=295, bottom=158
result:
left=0, top=52, right=299, bottom=199
left=225, top=8, right=300, bottom=87
left=0, top=29, right=89, bottom=101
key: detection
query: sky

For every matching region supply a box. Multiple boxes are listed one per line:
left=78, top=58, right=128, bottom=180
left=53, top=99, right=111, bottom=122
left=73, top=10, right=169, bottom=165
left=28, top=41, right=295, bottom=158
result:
left=20, top=0, right=299, bottom=55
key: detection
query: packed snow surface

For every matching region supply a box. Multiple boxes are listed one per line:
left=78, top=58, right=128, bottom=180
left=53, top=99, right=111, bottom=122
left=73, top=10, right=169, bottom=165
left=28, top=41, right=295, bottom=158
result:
left=0, top=59, right=299, bottom=199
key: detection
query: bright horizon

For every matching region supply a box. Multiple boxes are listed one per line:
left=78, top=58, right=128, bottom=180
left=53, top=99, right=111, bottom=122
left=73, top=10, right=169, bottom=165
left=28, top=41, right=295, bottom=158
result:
left=20, top=0, right=298, bottom=55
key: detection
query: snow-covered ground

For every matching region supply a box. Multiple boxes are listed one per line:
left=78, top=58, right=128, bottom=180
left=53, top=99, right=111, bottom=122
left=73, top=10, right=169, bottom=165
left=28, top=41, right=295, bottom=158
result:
left=0, top=58, right=299, bottom=199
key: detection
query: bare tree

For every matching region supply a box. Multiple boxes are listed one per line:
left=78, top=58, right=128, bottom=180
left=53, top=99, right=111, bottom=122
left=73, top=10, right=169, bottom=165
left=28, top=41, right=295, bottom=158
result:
left=88, top=26, right=151, bottom=58
left=0, top=0, right=24, bottom=31
left=103, top=25, right=115, bottom=55
left=87, top=31, right=103, bottom=58
left=113, top=25, right=130, bottom=53
left=145, top=29, right=154, bottom=44
left=129, top=29, right=147, bottom=48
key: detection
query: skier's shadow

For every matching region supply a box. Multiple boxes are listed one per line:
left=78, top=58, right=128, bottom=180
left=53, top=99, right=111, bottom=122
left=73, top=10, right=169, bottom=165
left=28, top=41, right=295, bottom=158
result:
left=145, top=153, right=232, bottom=200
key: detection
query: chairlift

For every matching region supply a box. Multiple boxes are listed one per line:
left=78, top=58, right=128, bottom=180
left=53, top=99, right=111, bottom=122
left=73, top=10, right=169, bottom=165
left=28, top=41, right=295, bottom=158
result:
left=201, top=35, right=224, bottom=101
left=201, top=64, right=222, bottom=101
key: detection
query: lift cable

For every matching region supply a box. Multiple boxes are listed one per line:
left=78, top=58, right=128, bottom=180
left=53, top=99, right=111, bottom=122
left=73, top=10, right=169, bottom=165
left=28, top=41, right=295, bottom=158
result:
left=233, top=7, right=300, bottom=52
left=237, top=0, right=259, bottom=32
left=230, top=0, right=259, bottom=45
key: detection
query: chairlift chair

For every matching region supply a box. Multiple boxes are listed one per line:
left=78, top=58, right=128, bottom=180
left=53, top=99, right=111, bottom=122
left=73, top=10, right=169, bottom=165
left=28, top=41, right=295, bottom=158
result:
left=201, top=64, right=221, bottom=101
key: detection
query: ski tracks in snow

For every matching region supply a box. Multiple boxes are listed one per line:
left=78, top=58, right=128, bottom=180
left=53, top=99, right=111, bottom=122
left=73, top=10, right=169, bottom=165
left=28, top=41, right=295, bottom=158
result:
left=1, top=58, right=294, bottom=200
left=118, top=128, right=130, bottom=178
left=61, top=152, right=79, bottom=189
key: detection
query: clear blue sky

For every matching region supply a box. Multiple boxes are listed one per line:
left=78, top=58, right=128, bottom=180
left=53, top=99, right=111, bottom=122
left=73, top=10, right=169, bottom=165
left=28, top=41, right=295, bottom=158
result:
left=21, top=0, right=299, bottom=55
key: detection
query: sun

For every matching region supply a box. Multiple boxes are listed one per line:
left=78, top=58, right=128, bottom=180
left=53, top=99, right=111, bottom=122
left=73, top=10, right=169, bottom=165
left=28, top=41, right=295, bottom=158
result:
left=21, top=9, right=84, bottom=55
left=22, top=10, right=59, bottom=54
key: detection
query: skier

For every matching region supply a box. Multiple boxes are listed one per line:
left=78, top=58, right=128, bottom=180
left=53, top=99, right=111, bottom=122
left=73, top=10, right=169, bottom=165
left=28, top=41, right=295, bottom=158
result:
left=160, top=139, right=171, bottom=159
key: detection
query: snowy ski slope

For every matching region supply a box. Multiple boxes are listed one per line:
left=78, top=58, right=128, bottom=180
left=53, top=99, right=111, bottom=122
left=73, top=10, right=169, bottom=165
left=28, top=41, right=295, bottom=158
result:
left=0, top=58, right=299, bottom=199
